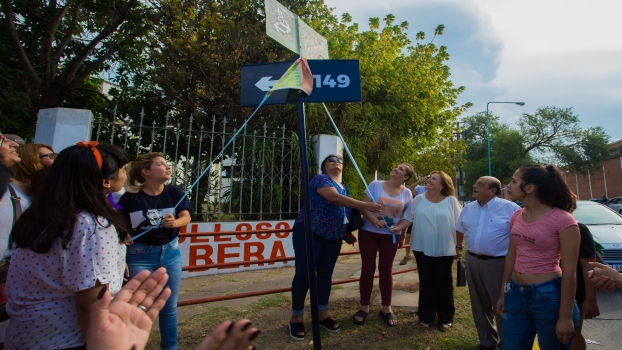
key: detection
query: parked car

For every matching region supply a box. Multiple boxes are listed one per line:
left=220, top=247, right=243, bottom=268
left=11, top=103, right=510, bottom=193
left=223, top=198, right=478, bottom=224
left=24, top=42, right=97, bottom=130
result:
left=606, top=196, right=622, bottom=214
left=572, top=200, right=622, bottom=272
left=590, top=197, right=608, bottom=204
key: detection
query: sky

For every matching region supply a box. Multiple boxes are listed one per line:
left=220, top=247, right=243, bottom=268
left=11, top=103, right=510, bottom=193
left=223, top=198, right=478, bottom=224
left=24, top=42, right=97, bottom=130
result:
left=323, top=0, right=622, bottom=141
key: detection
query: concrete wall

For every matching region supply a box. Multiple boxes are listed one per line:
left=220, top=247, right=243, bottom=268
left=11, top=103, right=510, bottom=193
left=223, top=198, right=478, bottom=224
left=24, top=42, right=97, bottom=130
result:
left=34, top=108, right=94, bottom=152
left=312, top=134, right=344, bottom=180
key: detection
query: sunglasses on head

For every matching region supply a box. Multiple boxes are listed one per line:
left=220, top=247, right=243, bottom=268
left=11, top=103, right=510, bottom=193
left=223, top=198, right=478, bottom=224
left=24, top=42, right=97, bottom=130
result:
left=326, top=157, right=343, bottom=164
left=40, top=152, right=58, bottom=160
left=0, top=134, right=18, bottom=148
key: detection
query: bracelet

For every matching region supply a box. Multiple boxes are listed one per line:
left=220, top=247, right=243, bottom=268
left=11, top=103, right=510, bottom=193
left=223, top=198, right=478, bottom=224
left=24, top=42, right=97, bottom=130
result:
left=456, top=246, right=464, bottom=250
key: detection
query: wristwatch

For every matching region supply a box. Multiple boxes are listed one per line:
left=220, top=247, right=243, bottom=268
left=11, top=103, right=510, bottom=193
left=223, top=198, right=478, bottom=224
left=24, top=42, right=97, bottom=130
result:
left=456, top=246, right=464, bottom=250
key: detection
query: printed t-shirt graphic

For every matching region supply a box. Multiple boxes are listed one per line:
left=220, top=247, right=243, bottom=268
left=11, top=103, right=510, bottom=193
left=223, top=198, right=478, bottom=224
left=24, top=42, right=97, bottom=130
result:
left=118, top=185, right=192, bottom=245
left=129, top=207, right=176, bottom=231
left=377, top=197, right=403, bottom=227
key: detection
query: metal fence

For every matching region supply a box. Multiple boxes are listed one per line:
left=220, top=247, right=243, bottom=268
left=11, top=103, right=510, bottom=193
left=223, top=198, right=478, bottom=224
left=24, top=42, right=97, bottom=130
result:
left=92, top=108, right=315, bottom=221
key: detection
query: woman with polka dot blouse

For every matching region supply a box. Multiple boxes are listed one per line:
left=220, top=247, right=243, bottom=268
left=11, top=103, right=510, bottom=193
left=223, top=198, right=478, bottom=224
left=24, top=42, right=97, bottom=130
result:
left=4, top=142, right=130, bottom=350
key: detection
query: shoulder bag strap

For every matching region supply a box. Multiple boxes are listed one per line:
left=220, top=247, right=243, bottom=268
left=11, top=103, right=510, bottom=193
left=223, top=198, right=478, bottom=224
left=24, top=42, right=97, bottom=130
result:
left=7, top=184, right=22, bottom=250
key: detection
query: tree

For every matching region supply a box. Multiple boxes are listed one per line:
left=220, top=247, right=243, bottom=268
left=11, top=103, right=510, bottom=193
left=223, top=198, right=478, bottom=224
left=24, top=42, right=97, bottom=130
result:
left=0, top=0, right=160, bottom=134
left=461, top=107, right=610, bottom=194
left=108, top=1, right=469, bottom=198
left=517, top=107, right=610, bottom=173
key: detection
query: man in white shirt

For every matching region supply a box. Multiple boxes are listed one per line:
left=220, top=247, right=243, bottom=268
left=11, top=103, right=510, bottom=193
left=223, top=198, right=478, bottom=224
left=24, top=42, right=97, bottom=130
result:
left=456, top=176, right=519, bottom=350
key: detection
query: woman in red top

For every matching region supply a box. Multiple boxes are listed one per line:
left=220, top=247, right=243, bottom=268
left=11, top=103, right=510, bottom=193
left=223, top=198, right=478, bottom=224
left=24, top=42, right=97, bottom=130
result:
left=496, top=164, right=580, bottom=349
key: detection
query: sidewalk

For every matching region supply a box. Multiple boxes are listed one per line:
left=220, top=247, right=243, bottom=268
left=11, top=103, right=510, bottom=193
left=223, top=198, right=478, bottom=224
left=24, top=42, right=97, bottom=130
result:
left=176, top=242, right=420, bottom=323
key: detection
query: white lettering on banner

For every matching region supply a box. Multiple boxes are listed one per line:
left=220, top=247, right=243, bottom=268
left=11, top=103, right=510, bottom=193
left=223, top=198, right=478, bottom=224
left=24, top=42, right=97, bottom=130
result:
left=312, top=74, right=350, bottom=88
left=178, top=220, right=295, bottom=277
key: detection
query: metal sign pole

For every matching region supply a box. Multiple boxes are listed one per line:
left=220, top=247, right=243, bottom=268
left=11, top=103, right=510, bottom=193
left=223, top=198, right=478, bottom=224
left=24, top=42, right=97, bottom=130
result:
left=296, top=98, right=322, bottom=350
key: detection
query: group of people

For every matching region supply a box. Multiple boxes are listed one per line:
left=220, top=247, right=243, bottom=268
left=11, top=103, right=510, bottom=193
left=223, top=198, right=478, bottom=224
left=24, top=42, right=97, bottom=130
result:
left=0, top=131, right=207, bottom=350
left=289, top=154, right=464, bottom=338
left=2, top=130, right=622, bottom=350
left=289, top=154, right=622, bottom=350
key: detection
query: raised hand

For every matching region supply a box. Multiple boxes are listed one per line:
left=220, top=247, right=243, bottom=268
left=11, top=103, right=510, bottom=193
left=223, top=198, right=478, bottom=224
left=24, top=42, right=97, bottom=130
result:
left=87, top=267, right=171, bottom=350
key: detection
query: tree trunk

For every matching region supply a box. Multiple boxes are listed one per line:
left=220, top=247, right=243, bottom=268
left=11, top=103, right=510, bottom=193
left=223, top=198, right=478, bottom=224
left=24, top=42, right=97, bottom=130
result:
left=39, top=85, right=65, bottom=109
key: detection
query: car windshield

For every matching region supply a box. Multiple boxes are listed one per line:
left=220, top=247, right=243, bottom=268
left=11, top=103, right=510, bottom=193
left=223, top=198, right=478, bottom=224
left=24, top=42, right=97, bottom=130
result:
left=573, top=202, right=622, bottom=225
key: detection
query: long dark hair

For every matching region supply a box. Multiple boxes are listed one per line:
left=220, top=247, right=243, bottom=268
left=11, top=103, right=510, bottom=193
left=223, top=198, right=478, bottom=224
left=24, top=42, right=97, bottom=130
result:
left=518, top=164, right=575, bottom=212
left=12, top=144, right=129, bottom=253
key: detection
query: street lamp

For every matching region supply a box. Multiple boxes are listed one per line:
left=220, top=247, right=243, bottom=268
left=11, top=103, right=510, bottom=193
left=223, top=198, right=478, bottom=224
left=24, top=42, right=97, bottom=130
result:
left=486, top=101, right=525, bottom=176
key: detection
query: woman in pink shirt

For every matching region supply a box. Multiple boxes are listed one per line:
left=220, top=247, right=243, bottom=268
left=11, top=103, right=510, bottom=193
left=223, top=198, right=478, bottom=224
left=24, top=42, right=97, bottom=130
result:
left=496, top=164, right=580, bottom=349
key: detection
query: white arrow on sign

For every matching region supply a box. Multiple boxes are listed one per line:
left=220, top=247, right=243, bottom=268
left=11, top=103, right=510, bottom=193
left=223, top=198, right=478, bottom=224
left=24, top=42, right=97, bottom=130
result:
left=255, top=76, right=279, bottom=91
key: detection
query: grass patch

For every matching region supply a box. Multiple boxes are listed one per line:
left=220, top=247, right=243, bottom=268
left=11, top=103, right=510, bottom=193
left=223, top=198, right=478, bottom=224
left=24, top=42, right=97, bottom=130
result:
left=148, top=265, right=479, bottom=349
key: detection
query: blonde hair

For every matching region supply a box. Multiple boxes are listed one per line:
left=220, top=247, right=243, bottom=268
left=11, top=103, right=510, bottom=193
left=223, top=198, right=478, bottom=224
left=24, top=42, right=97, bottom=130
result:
left=430, top=170, right=455, bottom=197
left=11, top=143, right=53, bottom=183
left=125, top=152, right=165, bottom=193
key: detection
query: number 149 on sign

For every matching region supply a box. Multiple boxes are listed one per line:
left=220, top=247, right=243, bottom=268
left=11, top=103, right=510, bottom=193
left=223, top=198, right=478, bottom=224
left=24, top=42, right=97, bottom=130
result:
left=313, top=74, right=350, bottom=88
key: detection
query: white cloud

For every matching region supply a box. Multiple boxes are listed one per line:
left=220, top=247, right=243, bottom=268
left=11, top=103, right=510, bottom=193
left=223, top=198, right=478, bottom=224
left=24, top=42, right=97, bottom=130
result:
left=323, top=0, right=622, bottom=139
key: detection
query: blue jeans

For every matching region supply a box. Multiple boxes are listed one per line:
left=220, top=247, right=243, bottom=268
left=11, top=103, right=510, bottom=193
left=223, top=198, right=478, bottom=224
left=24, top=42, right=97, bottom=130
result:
left=501, top=277, right=579, bottom=350
left=127, top=238, right=182, bottom=350
left=291, top=222, right=342, bottom=315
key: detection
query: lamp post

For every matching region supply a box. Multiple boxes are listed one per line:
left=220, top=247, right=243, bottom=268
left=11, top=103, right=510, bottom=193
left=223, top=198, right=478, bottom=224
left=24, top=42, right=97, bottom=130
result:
left=486, top=101, right=525, bottom=176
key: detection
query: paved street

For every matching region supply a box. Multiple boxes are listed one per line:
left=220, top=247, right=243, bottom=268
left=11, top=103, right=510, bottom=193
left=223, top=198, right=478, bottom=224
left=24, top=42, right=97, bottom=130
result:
left=582, top=290, right=622, bottom=349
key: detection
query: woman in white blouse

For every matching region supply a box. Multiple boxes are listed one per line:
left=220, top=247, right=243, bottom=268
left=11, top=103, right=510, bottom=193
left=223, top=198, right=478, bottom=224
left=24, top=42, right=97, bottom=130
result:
left=5, top=142, right=129, bottom=350
left=390, top=171, right=462, bottom=332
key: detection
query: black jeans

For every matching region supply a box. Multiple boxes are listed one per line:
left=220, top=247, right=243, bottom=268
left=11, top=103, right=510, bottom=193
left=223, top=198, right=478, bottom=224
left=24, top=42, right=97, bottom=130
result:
left=291, top=222, right=342, bottom=315
left=413, top=250, right=455, bottom=325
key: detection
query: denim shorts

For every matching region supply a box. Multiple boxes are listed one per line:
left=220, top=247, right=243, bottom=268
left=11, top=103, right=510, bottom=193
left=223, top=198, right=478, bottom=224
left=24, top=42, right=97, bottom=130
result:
left=501, top=277, right=579, bottom=350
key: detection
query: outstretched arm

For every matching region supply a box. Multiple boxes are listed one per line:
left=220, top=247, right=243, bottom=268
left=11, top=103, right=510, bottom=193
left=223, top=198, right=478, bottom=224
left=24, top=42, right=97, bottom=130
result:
left=317, top=187, right=381, bottom=212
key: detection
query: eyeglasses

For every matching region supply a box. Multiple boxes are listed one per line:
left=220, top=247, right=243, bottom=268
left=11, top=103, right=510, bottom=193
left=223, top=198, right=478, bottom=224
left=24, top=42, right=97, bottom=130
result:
left=40, top=153, right=58, bottom=160
left=326, top=157, right=343, bottom=164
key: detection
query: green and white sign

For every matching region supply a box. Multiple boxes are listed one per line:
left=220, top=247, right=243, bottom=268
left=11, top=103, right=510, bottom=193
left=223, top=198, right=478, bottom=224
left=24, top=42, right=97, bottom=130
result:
left=265, top=0, right=298, bottom=54
left=298, top=20, right=329, bottom=59
left=264, top=0, right=329, bottom=59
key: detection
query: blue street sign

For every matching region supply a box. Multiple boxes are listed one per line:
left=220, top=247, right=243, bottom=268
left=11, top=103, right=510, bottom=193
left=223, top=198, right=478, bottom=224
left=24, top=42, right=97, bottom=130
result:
left=240, top=59, right=362, bottom=106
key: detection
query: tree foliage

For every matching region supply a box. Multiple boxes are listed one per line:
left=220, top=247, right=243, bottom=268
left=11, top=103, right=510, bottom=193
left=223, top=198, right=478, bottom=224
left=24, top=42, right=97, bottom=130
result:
left=1, top=0, right=470, bottom=201
left=108, top=0, right=469, bottom=197
left=0, top=0, right=160, bottom=135
left=461, top=107, right=610, bottom=194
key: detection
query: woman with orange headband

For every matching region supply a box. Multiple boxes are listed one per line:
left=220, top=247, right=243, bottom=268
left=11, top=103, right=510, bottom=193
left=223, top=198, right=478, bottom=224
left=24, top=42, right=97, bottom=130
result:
left=4, top=142, right=131, bottom=349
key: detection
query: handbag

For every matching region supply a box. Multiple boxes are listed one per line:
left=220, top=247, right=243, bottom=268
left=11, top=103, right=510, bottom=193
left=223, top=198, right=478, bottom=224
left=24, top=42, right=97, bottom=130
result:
left=346, top=208, right=364, bottom=233
left=0, top=184, right=22, bottom=322
left=456, top=259, right=467, bottom=287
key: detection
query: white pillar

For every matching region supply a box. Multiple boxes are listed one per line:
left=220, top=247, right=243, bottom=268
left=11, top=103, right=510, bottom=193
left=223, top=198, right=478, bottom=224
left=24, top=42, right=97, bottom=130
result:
left=575, top=172, right=579, bottom=199
left=34, top=108, right=94, bottom=152
left=603, top=164, right=608, bottom=198
left=312, top=134, right=344, bottom=181
left=588, top=171, right=593, bottom=199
